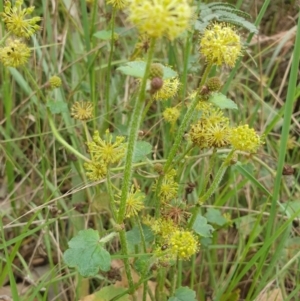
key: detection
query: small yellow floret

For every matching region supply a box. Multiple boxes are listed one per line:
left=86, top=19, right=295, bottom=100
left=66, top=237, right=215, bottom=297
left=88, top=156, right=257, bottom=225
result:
left=71, top=101, right=94, bottom=121
left=0, top=39, right=31, bottom=67
left=87, top=130, right=126, bottom=165
left=1, top=0, right=41, bottom=38
left=128, top=0, right=192, bottom=40
left=200, top=23, right=242, bottom=68
left=229, top=124, right=263, bottom=153
left=84, top=161, right=107, bottom=181
left=123, top=185, right=145, bottom=218
left=153, top=77, right=180, bottom=101
left=49, top=76, right=62, bottom=89
left=163, top=107, right=180, bottom=126
left=106, top=0, right=128, bottom=9
left=169, top=230, right=199, bottom=259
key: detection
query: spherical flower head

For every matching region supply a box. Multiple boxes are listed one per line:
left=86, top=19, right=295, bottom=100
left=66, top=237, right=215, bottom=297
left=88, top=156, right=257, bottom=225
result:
left=163, top=107, right=180, bottom=126
left=206, top=77, right=222, bottom=92
left=48, top=76, right=62, bottom=90
left=0, top=39, right=31, bottom=67
left=1, top=0, right=41, bottom=38
left=153, top=169, right=178, bottom=203
left=106, top=0, right=128, bottom=9
left=200, top=23, right=242, bottom=68
left=86, top=130, right=126, bottom=165
left=188, top=91, right=213, bottom=111
left=71, top=101, right=94, bottom=121
left=150, top=217, right=178, bottom=239
left=84, top=161, right=107, bottom=181
left=229, top=124, right=264, bottom=153
left=189, top=108, right=230, bottom=149
left=128, top=0, right=192, bottom=40
left=169, top=230, right=199, bottom=259
left=153, top=77, right=180, bottom=101
left=124, top=185, right=145, bottom=218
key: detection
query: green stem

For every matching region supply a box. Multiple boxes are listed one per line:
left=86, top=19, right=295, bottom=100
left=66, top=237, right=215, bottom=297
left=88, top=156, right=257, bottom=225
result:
left=200, top=148, right=217, bottom=196
left=104, top=8, right=117, bottom=129
left=118, top=229, right=135, bottom=292
left=199, top=150, right=235, bottom=204
left=47, top=110, right=90, bottom=162
left=141, top=96, right=155, bottom=123
left=117, top=38, right=156, bottom=223
left=164, top=63, right=212, bottom=173
left=155, top=63, right=212, bottom=218
left=106, top=171, right=117, bottom=220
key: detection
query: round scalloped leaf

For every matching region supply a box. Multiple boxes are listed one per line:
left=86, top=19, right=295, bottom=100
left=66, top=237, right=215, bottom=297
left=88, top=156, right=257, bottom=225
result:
left=209, top=92, right=238, bottom=110
left=192, top=214, right=214, bottom=237
left=168, top=287, right=197, bottom=301
left=63, top=229, right=111, bottom=277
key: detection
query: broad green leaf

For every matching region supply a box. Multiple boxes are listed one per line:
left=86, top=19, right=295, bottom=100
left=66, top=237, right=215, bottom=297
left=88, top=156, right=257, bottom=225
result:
left=200, top=237, right=213, bottom=247
left=126, top=225, right=154, bottom=253
left=63, top=229, right=111, bottom=277
left=47, top=100, right=68, bottom=114
left=208, top=93, right=238, bottom=110
left=192, top=214, right=214, bottom=237
left=133, top=141, right=152, bottom=163
left=117, top=61, right=177, bottom=79
left=94, top=286, right=130, bottom=301
left=168, top=287, right=197, bottom=301
left=205, top=208, right=227, bottom=226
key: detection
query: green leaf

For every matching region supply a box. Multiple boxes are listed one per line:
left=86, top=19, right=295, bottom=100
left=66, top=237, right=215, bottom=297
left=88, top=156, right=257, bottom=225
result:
left=126, top=225, right=154, bottom=253
left=93, top=30, right=115, bottom=41
left=205, top=208, right=227, bottom=226
left=117, top=61, right=177, bottom=79
left=94, top=286, right=130, bottom=301
left=280, top=201, right=300, bottom=218
left=63, top=229, right=111, bottom=277
left=133, top=141, right=152, bottom=163
left=168, top=287, right=197, bottom=301
left=192, top=214, right=214, bottom=237
left=47, top=100, right=68, bottom=114
left=234, top=215, right=262, bottom=238
left=208, top=93, right=238, bottom=110
left=133, top=254, right=152, bottom=275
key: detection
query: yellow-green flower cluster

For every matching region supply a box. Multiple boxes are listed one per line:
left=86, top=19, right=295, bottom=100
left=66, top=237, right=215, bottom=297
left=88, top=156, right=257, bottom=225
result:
left=71, top=101, right=94, bottom=121
left=169, top=230, right=199, bottom=259
left=1, top=0, right=41, bottom=38
left=153, top=169, right=178, bottom=203
left=0, top=39, right=31, bottom=67
left=106, top=0, right=128, bottom=9
left=48, top=76, right=62, bottom=90
left=84, top=130, right=126, bottom=181
left=87, top=130, right=126, bottom=165
left=124, top=185, right=145, bottom=218
left=200, top=23, right=242, bottom=68
left=147, top=217, right=177, bottom=240
left=229, top=124, right=264, bottom=153
left=83, top=161, right=108, bottom=181
left=163, top=107, right=180, bottom=126
left=153, top=77, right=180, bottom=101
left=189, top=108, right=231, bottom=149
left=127, top=0, right=192, bottom=40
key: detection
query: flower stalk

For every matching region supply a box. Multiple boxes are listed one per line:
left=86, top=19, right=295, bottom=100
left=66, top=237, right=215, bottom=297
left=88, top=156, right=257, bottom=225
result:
left=117, top=38, right=156, bottom=223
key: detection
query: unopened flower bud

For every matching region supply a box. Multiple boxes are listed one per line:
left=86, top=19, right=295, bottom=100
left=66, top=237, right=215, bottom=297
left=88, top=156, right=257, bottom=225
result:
left=150, top=77, right=164, bottom=93
left=206, top=77, right=222, bottom=92
left=149, top=63, right=164, bottom=79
